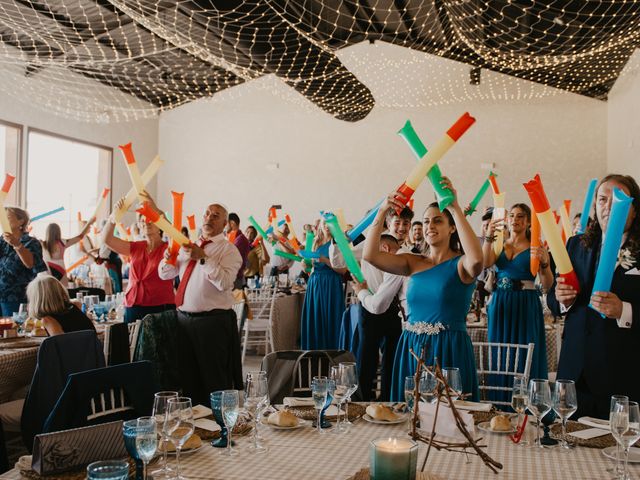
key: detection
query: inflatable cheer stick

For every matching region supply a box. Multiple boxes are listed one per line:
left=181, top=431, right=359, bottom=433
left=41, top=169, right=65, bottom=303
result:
left=589, top=187, right=633, bottom=316
left=166, top=191, right=184, bottom=265
left=274, top=250, right=303, bottom=262
left=324, top=212, right=366, bottom=283
left=347, top=198, right=384, bottom=242
left=284, top=214, right=302, bottom=251
left=30, top=206, right=65, bottom=223
left=114, top=155, right=164, bottom=222
left=397, top=120, right=455, bottom=211
left=492, top=192, right=506, bottom=257
left=335, top=208, right=348, bottom=232
left=559, top=200, right=573, bottom=242
left=303, top=231, right=315, bottom=272
left=187, top=215, right=197, bottom=240
left=524, top=174, right=579, bottom=291
left=0, top=174, right=16, bottom=233
left=265, top=219, right=286, bottom=237
left=66, top=255, right=90, bottom=274
left=115, top=223, right=127, bottom=240
left=578, top=179, right=597, bottom=235
left=394, top=113, right=475, bottom=212
left=119, top=143, right=145, bottom=198
left=248, top=216, right=276, bottom=246
left=530, top=208, right=541, bottom=277
left=136, top=202, right=190, bottom=247
left=465, top=172, right=497, bottom=216
left=92, top=188, right=110, bottom=220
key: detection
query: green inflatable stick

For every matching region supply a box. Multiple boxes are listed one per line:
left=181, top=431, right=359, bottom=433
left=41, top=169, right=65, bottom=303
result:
left=304, top=231, right=315, bottom=272
left=397, top=120, right=455, bottom=211
left=274, top=250, right=303, bottom=262
left=465, top=172, right=497, bottom=216
left=324, top=213, right=365, bottom=283
left=248, top=215, right=275, bottom=245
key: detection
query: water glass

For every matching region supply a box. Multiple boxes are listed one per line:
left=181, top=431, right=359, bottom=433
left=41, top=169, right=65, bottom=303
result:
left=617, top=402, right=640, bottom=480
left=338, top=362, right=358, bottom=427
left=151, top=391, right=178, bottom=478
left=221, top=390, right=240, bottom=456
left=164, top=397, right=194, bottom=480
left=442, top=367, right=462, bottom=401
left=135, top=417, right=157, bottom=480
left=511, top=375, right=529, bottom=445
left=311, top=376, right=328, bottom=434
left=610, top=395, right=630, bottom=479
left=331, top=366, right=349, bottom=434
left=419, top=371, right=438, bottom=404
left=87, top=460, right=129, bottom=480
left=528, top=379, right=552, bottom=448
left=552, top=379, right=578, bottom=449
left=122, top=420, right=144, bottom=480
left=404, top=376, right=415, bottom=412
left=245, top=372, right=269, bottom=453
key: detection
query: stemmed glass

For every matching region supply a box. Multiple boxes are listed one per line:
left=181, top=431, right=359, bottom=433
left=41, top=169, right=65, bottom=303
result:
left=311, top=376, right=328, bottom=434
left=151, top=391, right=178, bottom=478
left=610, top=395, right=630, bottom=479
left=552, top=379, right=578, bottom=450
left=613, top=401, right=640, bottom=480
left=338, top=362, right=358, bottom=428
left=164, top=397, right=194, bottom=480
left=331, top=366, right=348, bottom=434
left=221, top=390, right=240, bottom=456
left=528, top=379, right=552, bottom=448
left=122, top=420, right=144, bottom=480
left=245, top=373, right=269, bottom=453
left=404, top=376, right=415, bottom=412
left=511, top=375, right=529, bottom=446
left=419, top=371, right=438, bottom=404
left=442, top=367, right=462, bottom=401
left=135, top=417, right=157, bottom=480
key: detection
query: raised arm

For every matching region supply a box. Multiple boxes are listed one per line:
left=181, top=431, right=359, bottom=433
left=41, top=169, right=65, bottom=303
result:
left=363, top=193, right=413, bottom=276
left=101, top=198, right=131, bottom=256
left=482, top=218, right=501, bottom=268
left=65, top=215, right=96, bottom=248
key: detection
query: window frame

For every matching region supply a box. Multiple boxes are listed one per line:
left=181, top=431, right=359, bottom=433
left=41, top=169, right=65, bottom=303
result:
left=0, top=118, right=24, bottom=205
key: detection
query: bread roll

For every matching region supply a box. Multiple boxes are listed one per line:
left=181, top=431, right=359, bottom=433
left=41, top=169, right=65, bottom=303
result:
left=366, top=404, right=399, bottom=422
left=489, top=415, right=512, bottom=431
left=267, top=410, right=299, bottom=427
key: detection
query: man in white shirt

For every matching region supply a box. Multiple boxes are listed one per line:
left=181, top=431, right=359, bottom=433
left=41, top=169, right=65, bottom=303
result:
left=159, top=203, right=244, bottom=405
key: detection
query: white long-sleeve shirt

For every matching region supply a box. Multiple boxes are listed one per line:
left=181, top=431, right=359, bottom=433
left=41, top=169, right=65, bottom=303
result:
left=158, top=233, right=242, bottom=313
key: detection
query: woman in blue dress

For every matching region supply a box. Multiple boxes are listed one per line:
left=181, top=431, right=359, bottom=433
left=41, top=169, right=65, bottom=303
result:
left=364, top=179, right=484, bottom=402
left=300, top=220, right=347, bottom=349
left=483, top=204, right=553, bottom=400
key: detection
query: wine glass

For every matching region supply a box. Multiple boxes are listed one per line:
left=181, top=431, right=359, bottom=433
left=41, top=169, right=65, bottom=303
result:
left=404, top=376, right=415, bottom=412
left=552, top=379, right=578, bottom=450
left=420, top=371, right=438, bottom=404
left=151, top=391, right=178, bottom=478
left=311, top=376, right=328, bottom=434
left=610, top=395, right=630, bottom=479
left=442, top=367, right=462, bottom=401
left=221, top=390, right=240, bottom=456
left=18, top=303, right=28, bottom=323
left=615, top=401, right=640, bottom=480
left=528, top=379, right=552, bottom=448
left=511, top=375, right=529, bottom=446
left=135, top=417, right=157, bottom=480
left=331, top=366, right=349, bottom=434
left=164, top=397, right=194, bottom=480
left=245, top=373, right=269, bottom=453
left=122, top=419, right=144, bottom=480
left=338, top=362, right=358, bottom=427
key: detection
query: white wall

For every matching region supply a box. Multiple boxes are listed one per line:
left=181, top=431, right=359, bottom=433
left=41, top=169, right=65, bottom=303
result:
left=0, top=88, right=159, bottom=222
left=607, top=49, right=640, bottom=179
left=158, top=65, right=606, bottom=232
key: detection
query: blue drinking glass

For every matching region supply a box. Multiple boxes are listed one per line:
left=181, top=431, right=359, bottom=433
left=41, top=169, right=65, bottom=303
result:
left=318, top=379, right=335, bottom=430
left=87, top=460, right=129, bottom=480
left=210, top=391, right=234, bottom=448
left=122, top=420, right=144, bottom=480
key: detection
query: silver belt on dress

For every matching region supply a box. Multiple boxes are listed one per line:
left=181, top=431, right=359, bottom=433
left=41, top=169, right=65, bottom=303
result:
left=404, top=321, right=447, bottom=335
left=496, top=278, right=536, bottom=291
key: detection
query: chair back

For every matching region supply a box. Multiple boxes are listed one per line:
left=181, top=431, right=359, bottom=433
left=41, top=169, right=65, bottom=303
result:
left=261, top=350, right=359, bottom=404
left=231, top=301, right=246, bottom=332
left=43, top=361, right=155, bottom=433
left=128, top=320, right=141, bottom=362
left=472, top=341, right=535, bottom=407
left=21, top=330, right=105, bottom=452
left=103, top=323, right=131, bottom=366
left=245, top=286, right=277, bottom=323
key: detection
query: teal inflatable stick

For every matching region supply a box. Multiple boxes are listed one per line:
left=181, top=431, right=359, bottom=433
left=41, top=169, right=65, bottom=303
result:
left=248, top=216, right=276, bottom=245
left=30, top=206, right=64, bottom=222
left=397, top=120, right=455, bottom=211
left=324, top=212, right=365, bottom=283
left=274, top=250, right=303, bottom=262
left=465, top=172, right=497, bottom=216
left=578, top=178, right=598, bottom=234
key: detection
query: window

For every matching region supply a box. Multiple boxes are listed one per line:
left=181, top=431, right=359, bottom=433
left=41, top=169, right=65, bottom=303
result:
left=26, top=130, right=112, bottom=240
left=0, top=120, right=21, bottom=205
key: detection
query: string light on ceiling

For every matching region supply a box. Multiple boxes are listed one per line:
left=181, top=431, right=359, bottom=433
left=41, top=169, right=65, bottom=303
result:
left=0, top=1, right=637, bottom=123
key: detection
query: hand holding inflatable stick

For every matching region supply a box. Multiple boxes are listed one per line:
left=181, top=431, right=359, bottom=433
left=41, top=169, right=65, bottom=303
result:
left=489, top=176, right=505, bottom=257
left=114, top=155, right=164, bottom=222
left=465, top=172, right=497, bottom=216
left=136, top=202, right=190, bottom=247
left=523, top=174, right=579, bottom=292
left=166, top=191, right=184, bottom=265
left=248, top=216, right=276, bottom=246
left=0, top=174, right=16, bottom=233
left=324, top=212, right=366, bottom=284
left=530, top=209, right=541, bottom=277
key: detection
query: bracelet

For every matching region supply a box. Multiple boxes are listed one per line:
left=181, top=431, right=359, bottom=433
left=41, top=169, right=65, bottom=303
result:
left=540, top=262, right=549, bottom=269
left=13, top=243, right=24, bottom=252
left=484, top=235, right=496, bottom=243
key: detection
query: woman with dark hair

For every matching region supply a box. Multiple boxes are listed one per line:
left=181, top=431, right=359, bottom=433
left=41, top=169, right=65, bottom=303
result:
left=0, top=207, right=47, bottom=316
left=483, top=203, right=554, bottom=391
left=364, top=178, right=483, bottom=401
left=102, top=194, right=175, bottom=323
left=41, top=219, right=95, bottom=286
left=548, top=174, right=640, bottom=419
left=244, top=225, right=270, bottom=279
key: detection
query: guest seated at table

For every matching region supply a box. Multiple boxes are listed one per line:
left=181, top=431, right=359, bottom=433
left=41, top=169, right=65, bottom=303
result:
left=548, top=174, right=640, bottom=419
left=364, top=178, right=483, bottom=402
left=0, top=207, right=47, bottom=316
left=40, top=219, right=95, bottom=286
left=102, top=194, right=175, bottom=324
left=26, top=274, right=95, bottom=336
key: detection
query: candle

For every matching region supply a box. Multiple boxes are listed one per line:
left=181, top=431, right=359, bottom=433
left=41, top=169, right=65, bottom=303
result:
left=370, top=437, right=417, bottom=480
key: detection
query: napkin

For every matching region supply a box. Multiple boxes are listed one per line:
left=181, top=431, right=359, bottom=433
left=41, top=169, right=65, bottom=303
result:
left=453, top=400, right=492, bottom=412
left=194, top=418, right=220, bottom=432
left=283, top=397, right=315, bottom=407
left=578, top=416, right=609, bottom=430
left=192, top=405, right=213, bottom=420
left=418, top=402, right=475, bottom=441
left=569, top=428, right=610, bottom=440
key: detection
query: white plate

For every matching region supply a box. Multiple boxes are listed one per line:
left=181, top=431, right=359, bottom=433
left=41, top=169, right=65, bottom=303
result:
left=166, top=443, right=206, bottom=455
left=362, top=413, right=409, bottom=425
left=602, top=446, right=640, bottom=463
left=261, top=418, right=309, bottom=430
left=477, top=421, right=517, bottom=434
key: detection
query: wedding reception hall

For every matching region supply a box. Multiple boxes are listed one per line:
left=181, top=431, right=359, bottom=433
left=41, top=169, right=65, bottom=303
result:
left=0, top=1, right=639, bottom=479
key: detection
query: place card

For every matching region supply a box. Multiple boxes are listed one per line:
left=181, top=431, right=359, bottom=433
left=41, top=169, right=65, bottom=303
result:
left=192, top=404, right=213, bottom=420
left=194, top=418, right=220, bottom=432
left=569, top=428, right=610, bottom=440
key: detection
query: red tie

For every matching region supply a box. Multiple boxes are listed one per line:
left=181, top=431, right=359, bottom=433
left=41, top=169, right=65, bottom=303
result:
left=175, top=239, right=212, bottom=308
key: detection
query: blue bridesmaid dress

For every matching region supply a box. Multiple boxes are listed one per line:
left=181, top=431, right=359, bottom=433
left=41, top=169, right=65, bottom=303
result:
left=300, top=242, right=345, bottom=350
left=391, top=257, right=478, bottom=402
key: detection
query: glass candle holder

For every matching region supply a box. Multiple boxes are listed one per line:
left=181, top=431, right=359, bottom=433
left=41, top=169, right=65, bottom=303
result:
left=370, top=437, right=418, bottom=480
left=86, top=460, right=129, bottom=480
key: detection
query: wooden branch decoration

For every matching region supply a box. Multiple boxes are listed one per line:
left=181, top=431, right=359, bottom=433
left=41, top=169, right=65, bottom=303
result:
left=407, top=348, right=503, bottom=475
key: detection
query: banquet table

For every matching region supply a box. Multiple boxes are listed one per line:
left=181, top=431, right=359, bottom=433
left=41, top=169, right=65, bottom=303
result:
left=271, top=292, right=304, bottom=351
